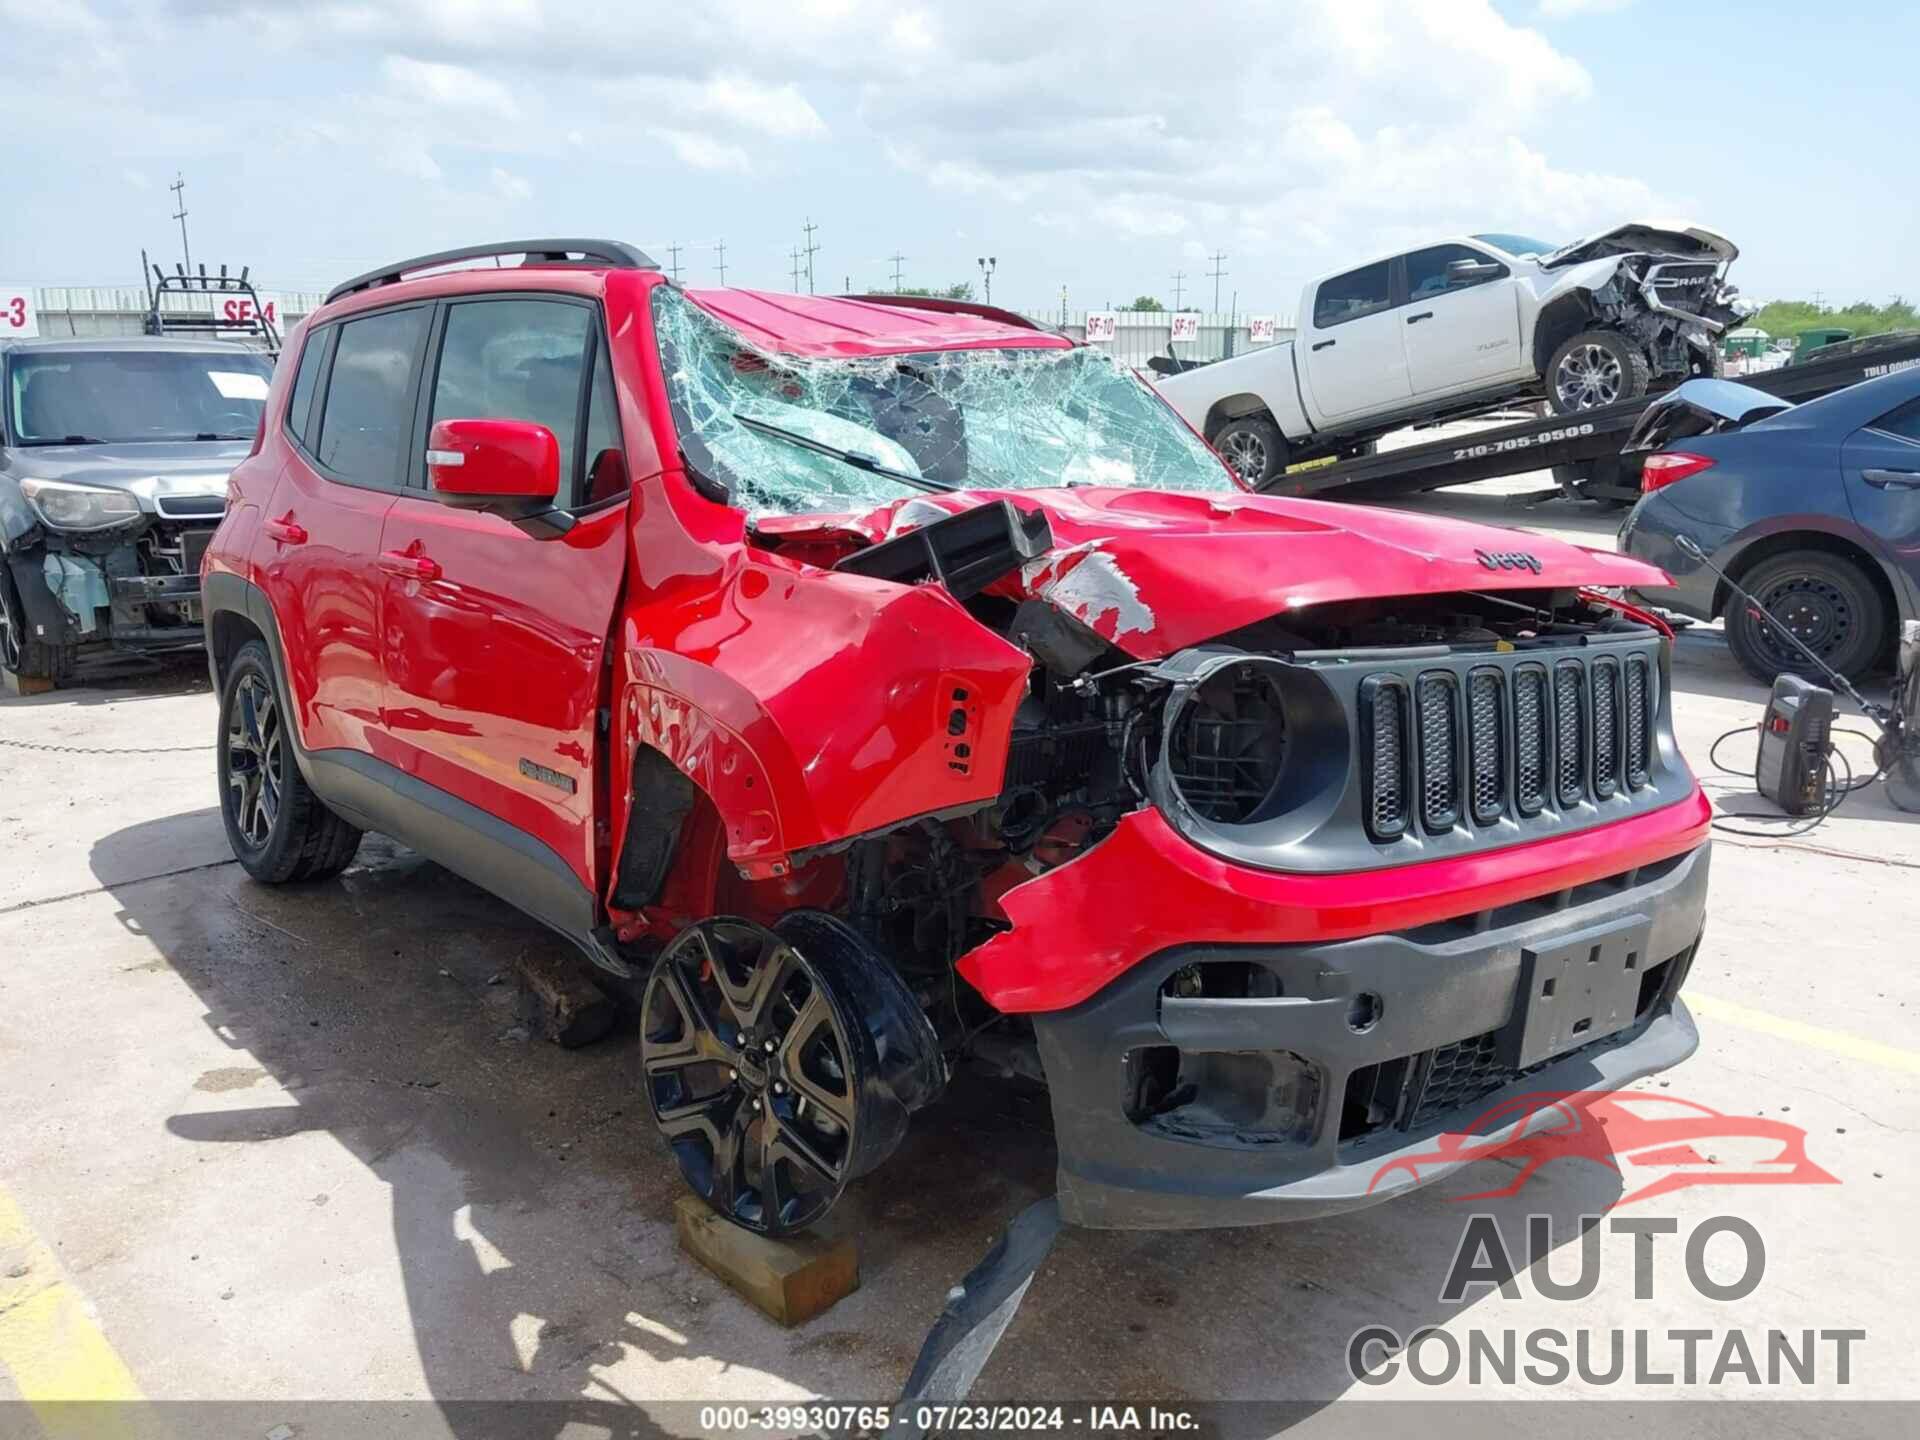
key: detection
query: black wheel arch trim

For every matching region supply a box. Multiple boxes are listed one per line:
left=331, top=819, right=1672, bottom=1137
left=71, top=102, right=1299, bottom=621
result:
left=202, top=569, right=630, bottom=977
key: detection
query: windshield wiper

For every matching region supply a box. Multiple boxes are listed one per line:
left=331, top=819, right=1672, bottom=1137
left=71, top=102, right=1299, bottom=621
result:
left=732, top=410, right=958, bottom=494
left=20, top=434, right=104, bottom=446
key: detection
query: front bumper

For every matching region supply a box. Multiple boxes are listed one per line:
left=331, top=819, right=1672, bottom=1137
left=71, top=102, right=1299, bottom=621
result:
left=1031, top=840, right=1709, bottom=1229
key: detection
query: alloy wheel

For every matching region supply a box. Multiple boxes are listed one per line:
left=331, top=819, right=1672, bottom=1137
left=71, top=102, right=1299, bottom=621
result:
left=642, top=918, right=861, bottom=1235
left=224, top=672, right=284, bottom=848
left=1753, top=573, right=1853, bottom=669
left=1219, top=429, right=1268, bottom=482
left=1555, top=344, right=1623, bottom=410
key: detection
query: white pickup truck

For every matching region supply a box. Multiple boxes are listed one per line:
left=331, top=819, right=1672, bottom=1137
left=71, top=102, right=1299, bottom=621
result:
left=1155, top=222, right=1753, bottom=485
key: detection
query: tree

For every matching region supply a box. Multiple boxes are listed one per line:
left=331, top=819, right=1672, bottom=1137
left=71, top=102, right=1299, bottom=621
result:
left=1125, top=295, right=1164, bottom=312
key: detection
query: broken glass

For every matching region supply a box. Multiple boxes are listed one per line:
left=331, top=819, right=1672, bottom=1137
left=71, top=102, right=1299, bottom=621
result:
left=651, top=286, right=1236, bottom=519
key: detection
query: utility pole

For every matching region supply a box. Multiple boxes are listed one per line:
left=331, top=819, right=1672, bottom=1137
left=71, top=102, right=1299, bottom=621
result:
left=169, top=171, right=192, bottom=274
left=1060, top=285, right=1068, bottom=326
left=976, top=255, right=997, bottom=304
left=801, top=218, right=821, bottom=295
left=1207, top=251, right=1227, bottom=313
left=714, top=239, right=727, bottom=286
left=789, top=247, right=805, bottom=291
left=889, top=252, right=907, bottom=292
left=666, top=242, right=684, bottom=284
left=1170, top=270, right=1187, bottom=310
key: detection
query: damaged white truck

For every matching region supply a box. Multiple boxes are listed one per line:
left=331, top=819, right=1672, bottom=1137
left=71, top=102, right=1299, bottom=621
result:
left=1156, top=222, right=1754, bottom=486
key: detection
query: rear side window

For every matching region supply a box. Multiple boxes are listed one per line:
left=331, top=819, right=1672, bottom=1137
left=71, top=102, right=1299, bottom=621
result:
left=1873, top=397, right=1920, bottom=443
left=430, top=299, right=594, bottom=497
left=284, top=327, right=327, bottom=445
left=316, top=308, right=429, bottom=485
left=1314, top=262, right=1392, bottom=328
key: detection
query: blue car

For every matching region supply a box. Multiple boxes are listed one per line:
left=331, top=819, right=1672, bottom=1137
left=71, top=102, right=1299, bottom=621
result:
left=1619, top=366, right=1920, bottom=683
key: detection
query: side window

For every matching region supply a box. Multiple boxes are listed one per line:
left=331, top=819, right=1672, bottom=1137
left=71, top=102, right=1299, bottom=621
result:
left=430, top=299, right=593, bottom=498
left=1313, top=262, right=1392, bottom=329
left=1872, top=397, right=1920, bottom=443
left=1405, top=244, right=1510, bottom=301
left=284, top=325, right=328, bottom=447
left=580, top=342, right=628, bottom=506
left=315, top=308, right=429, bottom=485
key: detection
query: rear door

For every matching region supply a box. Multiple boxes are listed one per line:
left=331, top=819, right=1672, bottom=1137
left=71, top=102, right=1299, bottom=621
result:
left=1839, top=393, right=1920, bottom=616
left=1298, top=260, right=1412, bottom=421
left=376, top=294, right=630, bottom=892
left=1400, top=242, right=1524, bottom=395
left=256, top=304, right=431, bottom=757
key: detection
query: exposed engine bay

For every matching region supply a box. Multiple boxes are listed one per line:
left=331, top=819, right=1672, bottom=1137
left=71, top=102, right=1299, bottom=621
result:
left=1574, top=253, right=1751, bottom=380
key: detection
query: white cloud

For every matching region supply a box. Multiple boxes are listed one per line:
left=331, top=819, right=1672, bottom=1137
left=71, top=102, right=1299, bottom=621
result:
left=648, top=128, right=753, bottom=174
left=489, top=166, right=532, bottom=201
left=382, top=55, right=520, bottom=118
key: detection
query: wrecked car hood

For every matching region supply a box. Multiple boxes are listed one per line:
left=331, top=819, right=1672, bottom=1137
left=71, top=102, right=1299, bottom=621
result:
left=1540, top=221, right=1737, bottom=268
left=3, top=440, right=247, bottom=509
left=798, top=487, right=1668, bottom=659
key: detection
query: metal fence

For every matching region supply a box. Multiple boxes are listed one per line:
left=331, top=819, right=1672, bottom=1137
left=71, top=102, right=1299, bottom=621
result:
left=1019, top=309, right=1296, bottom=368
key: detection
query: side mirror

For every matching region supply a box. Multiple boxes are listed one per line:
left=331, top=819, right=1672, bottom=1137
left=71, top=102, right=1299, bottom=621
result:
left=426, top=418, right=573, bottom=537
left=1445, top=258, right=1500, bottom=286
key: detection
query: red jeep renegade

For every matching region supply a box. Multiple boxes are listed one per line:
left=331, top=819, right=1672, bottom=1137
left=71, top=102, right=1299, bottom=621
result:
left=203, top=239, right=1712, bottom=1235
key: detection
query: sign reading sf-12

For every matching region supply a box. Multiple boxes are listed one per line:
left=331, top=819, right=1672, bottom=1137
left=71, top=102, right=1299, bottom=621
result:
left=1, top=284, right=39, bottom=338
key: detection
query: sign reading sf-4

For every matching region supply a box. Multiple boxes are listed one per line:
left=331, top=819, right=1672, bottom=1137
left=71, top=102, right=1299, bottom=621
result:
left=1, top=284, right=39, bottom=338
left=209, top=293, right=278, bottom=330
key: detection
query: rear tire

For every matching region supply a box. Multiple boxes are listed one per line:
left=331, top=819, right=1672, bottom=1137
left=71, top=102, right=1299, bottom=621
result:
left=1546, top=329, right=1650, bottom=415
left=217, top=639, right=362, bottom=882
left=1210, top=415, right=1287, bottom=486
left=0, top=566, right=75, bottom=686
left=1723, top=550, right=1887, bottom=685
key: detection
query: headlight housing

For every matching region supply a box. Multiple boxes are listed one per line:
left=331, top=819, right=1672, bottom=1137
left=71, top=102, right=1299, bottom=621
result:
left=19, top=478, right=143, bottom=532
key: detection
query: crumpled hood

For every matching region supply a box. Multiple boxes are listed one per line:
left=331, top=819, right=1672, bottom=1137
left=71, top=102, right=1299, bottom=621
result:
left=1540, top=220, right=1737, bottom=268
left=799, top=486, right=1668, bottom=659
left=4, top=440, right=247, bottom=509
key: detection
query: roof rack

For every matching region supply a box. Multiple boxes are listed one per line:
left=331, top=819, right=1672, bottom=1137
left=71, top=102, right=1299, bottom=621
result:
left=323, top=239, right=659, bottom=305
left=141, top=251, right=283, bottom=354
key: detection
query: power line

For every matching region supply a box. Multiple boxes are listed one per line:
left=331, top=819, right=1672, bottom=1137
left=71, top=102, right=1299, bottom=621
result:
left=1170, top=270, right=1187, bottom=310
left=889, top=252, right=907, bottom=292
left=714, top=239, right=727, bottom=286
left=789, top=246, right=804, bottom=291
left=1207, top=251, right=1228, bottom=313
left=169, top=171, right=192, bottom=274
left=801, top=218, right=821, bottom=295
left=665, top=242, right=684, bottom=284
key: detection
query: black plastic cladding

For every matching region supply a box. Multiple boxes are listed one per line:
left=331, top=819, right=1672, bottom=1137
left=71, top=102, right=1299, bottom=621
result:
left=1151, top=631, right=1688, bottom=875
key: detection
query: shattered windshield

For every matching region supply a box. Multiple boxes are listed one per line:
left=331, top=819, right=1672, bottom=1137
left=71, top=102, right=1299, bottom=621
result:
left=652, top=286, right=1236, bottom=518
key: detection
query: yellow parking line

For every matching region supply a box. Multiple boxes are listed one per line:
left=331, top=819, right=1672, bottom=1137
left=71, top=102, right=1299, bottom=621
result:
left=1689, top=990, right=1920, bottom=1076
left=0, top=1182, right=145, bottom=1425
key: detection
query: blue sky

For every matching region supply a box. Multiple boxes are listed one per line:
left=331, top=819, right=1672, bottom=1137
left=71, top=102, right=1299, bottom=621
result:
left=2, top=1, right=1912, bottom=315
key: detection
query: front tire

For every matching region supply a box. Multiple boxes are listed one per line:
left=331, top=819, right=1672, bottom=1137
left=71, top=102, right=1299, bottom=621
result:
left=1211, top=415, right=1287, bottom=486
left=217, top=639, right=362, bottom=882
left=0, top=566, right=74, bottom=686
left=1723, top=550, right=1887, bottom=684
left=1546, top=329, right=1650, bottom=415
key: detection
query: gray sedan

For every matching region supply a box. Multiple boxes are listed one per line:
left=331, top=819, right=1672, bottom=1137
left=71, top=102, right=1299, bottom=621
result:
left=1619, top=367, right=1920, bottom=683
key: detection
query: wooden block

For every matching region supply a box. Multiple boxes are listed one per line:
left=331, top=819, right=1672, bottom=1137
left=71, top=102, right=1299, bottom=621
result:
left=1, top=668, right=54, bottom=696
left=514, top=950, right=616, bottom=1048
left=675, top=1194, right=859, bottom=1326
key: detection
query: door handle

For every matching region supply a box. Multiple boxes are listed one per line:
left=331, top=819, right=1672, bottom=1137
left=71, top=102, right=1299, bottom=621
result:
left=379, top=549, right=442, bottom=581
left=1862, top=468, right=1920, bottom=490
left=1311, top=339, right=1336, bottom=351
left=1406, top=311, right=1434, bottom=324
left=263, top=515, right=307, bottom=545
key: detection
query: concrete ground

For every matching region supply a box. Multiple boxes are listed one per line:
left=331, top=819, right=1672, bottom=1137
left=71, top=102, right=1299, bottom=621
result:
left=2, top=470, right=1917, bottom=1436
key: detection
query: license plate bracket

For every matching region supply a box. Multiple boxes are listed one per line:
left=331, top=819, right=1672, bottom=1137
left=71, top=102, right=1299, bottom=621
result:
left=1502, top=915, right=1653, bottom=1070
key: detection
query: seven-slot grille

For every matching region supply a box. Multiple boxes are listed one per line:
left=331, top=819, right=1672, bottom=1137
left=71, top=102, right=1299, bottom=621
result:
left=1363, top=648, right=1660, bottom=843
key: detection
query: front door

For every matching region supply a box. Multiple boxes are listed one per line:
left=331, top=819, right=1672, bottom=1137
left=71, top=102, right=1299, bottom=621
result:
left=1298, top=260, right=1412, bottom=421
left=1400, top=243, right=1524, bottom=395
left=1839, top=393, right=1920, bottom=619
left=376, top=295, right=631, bottom=890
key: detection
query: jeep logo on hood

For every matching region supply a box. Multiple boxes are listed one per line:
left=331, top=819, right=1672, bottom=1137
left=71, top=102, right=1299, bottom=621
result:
left=1476, top=548, right=1543, bottom=574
